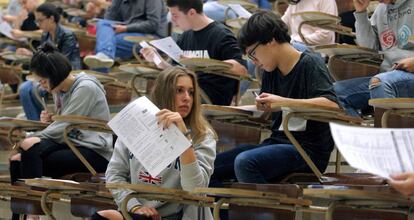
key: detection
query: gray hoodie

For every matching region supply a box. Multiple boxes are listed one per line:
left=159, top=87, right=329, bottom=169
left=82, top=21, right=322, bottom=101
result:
left=30, top=73, right=113, bottom=161
left=354, top=0, right=414, bottom=71
left=106, top=129, right=216, bottom=220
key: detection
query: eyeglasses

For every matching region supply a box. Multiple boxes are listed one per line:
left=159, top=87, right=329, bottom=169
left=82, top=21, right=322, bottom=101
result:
left=247, top=43, right=260, bottom=61
left=35, top=18, right=47, bottom=26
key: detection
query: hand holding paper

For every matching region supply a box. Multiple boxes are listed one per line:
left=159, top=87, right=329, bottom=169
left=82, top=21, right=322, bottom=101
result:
left=108, top=96, right=191, bottom=177
left=140, top=41, right=162, bottom=65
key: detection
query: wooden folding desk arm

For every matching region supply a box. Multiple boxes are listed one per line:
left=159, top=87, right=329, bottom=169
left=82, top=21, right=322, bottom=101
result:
left=271, top=102, right=362, bottom=180
left=106, top=183, right=215, bottom=220
left=52, top=115, right=113, bottom=176
left=368, top=98, right=414, bottom=128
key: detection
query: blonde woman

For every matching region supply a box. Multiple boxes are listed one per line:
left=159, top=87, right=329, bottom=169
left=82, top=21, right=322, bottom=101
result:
left=93, top=66, right=217, bottom=220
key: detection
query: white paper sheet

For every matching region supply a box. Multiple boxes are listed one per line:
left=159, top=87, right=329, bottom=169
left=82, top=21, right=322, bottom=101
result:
left=150, top=37, right=183, bottom=64
left=0, top=21, right=14, bottom=39
left=108, top=96, right=191, bottom=177
left=228, top=4, right=252, bottom=19
left=140, top=41, right=162, bottom=65
left=330, top=123, right=414, bottom=179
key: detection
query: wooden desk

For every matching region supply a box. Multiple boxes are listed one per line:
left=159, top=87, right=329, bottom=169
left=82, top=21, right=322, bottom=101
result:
left=106, top=182, right=215, bottom=220
left=270, top=101, right=362, bottom=179
left=292, top=11, right=355, bottom=45
left=24, top=178, right=112, bottom=220
left=369, top=98, right=414, bottom=128
left=202, top=104, right=270, bottom=130
left=0, top=117, right=48, bottom=145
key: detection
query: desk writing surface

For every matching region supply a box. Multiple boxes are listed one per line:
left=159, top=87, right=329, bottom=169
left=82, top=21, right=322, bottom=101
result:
left=313, top=44, right=379, bottom=57
left=369, top=98, right=414, bottom=110
left=292, top=11, right=341, bottom=23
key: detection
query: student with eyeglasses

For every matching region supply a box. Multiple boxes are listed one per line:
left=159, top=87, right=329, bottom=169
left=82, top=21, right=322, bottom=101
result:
left=17, top=2, right=81, bottom=122
left=210, top=10, right=338, bottom=186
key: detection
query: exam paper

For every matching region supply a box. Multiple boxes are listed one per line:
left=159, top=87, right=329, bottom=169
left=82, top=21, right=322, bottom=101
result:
left=0, top=21, right=14, bottom=39
left=108, top=96, right=191, bottom=177
left=150, top=37, right=183, bottom=64
left=140, top=41, right=162, bottom=65
left=330, top=123, right=414, bottom=179
left=228, top=4, right=252, bottom=19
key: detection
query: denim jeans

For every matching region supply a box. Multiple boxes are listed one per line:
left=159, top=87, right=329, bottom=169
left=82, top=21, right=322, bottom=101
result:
left=210, top=139, right=330, bottom=184
left=334, top=70, right=414, bottom=116
left=19, top=81, right=45, bottom=121
left=95, top=20, right=151, bottom=72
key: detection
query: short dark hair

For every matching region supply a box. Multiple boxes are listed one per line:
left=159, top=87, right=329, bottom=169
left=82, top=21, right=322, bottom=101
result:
left=30, top=42, right=72, bottom=89
left=36, top=3, right=60, bottom=23
left=238, top=10, right=291, bottom=53
left=166, top=0, right=203, bottom=13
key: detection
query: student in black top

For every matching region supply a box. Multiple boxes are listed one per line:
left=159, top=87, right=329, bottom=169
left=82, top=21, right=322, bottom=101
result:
left=211, top=10, right=339, bottom=184
left=141, top=0, right=247, bottom=105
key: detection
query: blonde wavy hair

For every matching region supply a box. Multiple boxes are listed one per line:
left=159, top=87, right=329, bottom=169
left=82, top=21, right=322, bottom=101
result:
left=150, top=66, right=216, bottom=143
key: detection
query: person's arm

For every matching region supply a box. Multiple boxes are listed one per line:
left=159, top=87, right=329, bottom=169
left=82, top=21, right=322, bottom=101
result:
left=106, top=140, right=143, bottom=211
left=140, top=46, right=171, bottom=70
left=29, top=82, right=98, bottom=140
left=389, top=172, right=414, bottom=196
left=353, top=0, right=380, bottom=50
left=104, top=0, right=121, bottom=21
left=180, top=130, right=216, bottom=191
left=126, top=0, right=164, bottom=34
left=302, top=0, right=338, bottom=45
left=217, top=29, right=248, bottom=77
left=394, top=57, right=414, bottom=73
left=155, top=109, right=216, bottom=191
left=256, top=94, right=338, bottom=111
left=59, top=31, right=81, bottom=69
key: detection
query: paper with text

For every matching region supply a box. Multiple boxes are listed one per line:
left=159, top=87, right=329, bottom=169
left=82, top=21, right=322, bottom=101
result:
left=330, top=123, right=414, bottom=179
left=140, top=41, right=162, bottom=65
left=108, top=96, right=191, bottom=177
left=150, top=37, right=183, bottom=64
left=228, top=4, right=252, bottom=18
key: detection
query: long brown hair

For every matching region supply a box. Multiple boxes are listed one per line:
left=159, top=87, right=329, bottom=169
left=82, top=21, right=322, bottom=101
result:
left=150, top=66, right=216, bottom=143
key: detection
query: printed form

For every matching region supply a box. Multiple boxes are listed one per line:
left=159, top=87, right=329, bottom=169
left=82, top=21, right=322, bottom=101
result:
left=108, top=96, right=191, bottom=177
left=330, top=123, right=414, bottom=179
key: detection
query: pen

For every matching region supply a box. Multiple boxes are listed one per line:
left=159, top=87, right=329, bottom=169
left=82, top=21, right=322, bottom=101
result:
left=252, top=91, right=265, bottom=107
left=41, top=97, right=48, bottom=112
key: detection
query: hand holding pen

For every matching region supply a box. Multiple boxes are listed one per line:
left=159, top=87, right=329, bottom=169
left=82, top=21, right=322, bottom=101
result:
left=253, top=91, right=286, bottom=111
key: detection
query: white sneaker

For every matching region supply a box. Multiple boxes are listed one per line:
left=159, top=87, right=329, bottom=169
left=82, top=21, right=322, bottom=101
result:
left=83, top=52, right=114, bottom=68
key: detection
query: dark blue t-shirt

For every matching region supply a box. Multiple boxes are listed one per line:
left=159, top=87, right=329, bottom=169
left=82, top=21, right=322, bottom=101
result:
left=177, top=21, right=246, bottom=105
left=261, top=51, right=337, bottom=155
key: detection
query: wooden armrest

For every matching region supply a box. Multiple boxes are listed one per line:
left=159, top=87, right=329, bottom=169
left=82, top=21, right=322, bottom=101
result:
left=193, top=187, right=286, bottom=199
left=0, top=117, right=49, bottom=128
left=313, top=44, right=380, bottom=57
left=24, top=178, right=99, bottom=191
left=106, top=182, right=187, bottom=196
left=202, top=104, right=259, bottom=118
left=292, top=11, right=341, bottom=23
left=51, top=115, right=109, bottom=128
